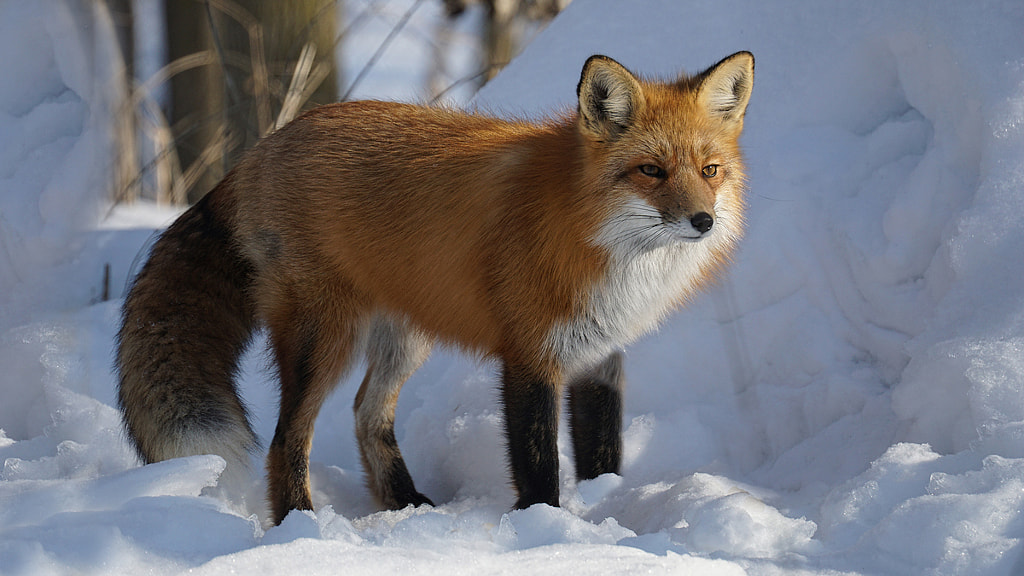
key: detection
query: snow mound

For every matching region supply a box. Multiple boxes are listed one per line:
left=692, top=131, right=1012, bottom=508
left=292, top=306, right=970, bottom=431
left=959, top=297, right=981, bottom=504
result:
left=3, top=0, right=1024, bottom=574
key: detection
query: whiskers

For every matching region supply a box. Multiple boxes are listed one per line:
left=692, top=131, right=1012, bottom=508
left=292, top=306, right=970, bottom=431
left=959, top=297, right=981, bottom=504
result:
left=596, top=200, right=693, bottom=261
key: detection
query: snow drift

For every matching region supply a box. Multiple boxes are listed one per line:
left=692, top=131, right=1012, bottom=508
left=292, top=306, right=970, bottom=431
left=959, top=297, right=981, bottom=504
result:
left=2, top=0, right=1024, bottom=574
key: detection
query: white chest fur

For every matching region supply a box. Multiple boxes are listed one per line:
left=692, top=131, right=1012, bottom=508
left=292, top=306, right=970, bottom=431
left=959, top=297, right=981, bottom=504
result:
left=544, top=239, right=718, bottom=379
left=543, top=199, right=739, bottom=380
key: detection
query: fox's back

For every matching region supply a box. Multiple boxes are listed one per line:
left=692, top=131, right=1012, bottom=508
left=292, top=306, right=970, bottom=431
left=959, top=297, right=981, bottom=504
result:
left=229, top=102, right=592, bottom=353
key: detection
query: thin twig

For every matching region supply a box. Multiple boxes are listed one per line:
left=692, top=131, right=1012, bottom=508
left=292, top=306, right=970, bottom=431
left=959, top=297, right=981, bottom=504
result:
left=203, top=1, right=244, bottom=111
left=342, top=0, right=426, bottom=101
left=277, top=42, right=317, bottom=129
left=132, top=51, right=217, bottom=111
left=206, top=0, right=273, bottom=136
left=286, top=0, right=341, bottom=64
left=137, top=92, right=183, bottom=204
left=178, top=124, right=232, bottom=196
left=429, top=62, right=506, bottom=105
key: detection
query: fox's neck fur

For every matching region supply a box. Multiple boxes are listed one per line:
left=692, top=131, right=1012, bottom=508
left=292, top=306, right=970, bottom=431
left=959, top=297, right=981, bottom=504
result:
left=467, top=114, right=742, bottom=380
left=542, top=173, right=743, bottom=379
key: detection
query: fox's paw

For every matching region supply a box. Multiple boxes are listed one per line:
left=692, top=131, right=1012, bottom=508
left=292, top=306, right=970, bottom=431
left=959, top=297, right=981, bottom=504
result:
left=392, top=489, right=434, bottom=509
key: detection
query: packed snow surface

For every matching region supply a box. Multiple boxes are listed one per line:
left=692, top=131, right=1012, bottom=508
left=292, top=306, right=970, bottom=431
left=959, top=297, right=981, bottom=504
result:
left=3, top=0, right=1024, bottom=574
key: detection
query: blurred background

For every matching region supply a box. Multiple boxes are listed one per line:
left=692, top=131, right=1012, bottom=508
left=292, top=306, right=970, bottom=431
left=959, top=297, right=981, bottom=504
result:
left=103, top=0, right=571, bottom=207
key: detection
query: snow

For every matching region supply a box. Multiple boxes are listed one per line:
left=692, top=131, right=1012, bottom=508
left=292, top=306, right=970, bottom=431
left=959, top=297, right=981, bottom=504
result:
left=2, top=0, right=1024, bottom=574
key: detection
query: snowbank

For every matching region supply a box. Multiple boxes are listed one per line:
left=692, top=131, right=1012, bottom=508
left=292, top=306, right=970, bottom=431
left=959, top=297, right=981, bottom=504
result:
left=0, top=2, right=125, bottom=327
left=2, top=0, right=1024, bottom=574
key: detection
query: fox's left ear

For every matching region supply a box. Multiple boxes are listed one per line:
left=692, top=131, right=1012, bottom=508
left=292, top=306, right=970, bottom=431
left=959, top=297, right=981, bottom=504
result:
left=695, top=51, right=754, bottom=124
left=577, top=55, right=645, bottom=140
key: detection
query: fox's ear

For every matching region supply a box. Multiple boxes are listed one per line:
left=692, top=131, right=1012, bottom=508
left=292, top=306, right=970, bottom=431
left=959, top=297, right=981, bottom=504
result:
left=577, top=55, right=644, bottom=140
left=695, top=51, right=754, bottom=124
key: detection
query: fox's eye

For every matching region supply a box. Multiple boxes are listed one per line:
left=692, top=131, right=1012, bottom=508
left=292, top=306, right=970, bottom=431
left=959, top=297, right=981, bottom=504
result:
left=639, top=164, right=666, bottom=178
left=702, top=165, right=719, bottom=178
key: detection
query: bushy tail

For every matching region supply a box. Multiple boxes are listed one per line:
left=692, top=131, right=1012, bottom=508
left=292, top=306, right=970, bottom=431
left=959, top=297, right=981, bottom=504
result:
left=116, top=184, right=258, bottom=477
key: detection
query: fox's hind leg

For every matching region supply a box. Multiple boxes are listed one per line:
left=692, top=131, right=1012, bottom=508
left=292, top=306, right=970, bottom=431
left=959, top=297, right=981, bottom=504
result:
left=354, top=314, right=435, bottom=509
left=568, top=351, right=624, bottom=480
left=264, top=282, right=370, bottom=525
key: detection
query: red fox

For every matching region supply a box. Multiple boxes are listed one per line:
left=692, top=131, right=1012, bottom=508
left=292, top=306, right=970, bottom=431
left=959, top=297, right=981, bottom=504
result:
left=116, top=52, right=754, bottom=525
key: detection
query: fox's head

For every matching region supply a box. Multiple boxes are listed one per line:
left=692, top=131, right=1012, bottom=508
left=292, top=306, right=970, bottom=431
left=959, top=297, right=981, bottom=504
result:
left=577, top=52, right=754, bottom=257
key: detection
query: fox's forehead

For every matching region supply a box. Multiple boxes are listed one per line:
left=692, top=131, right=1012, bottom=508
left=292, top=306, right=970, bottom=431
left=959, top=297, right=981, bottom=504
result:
left=640, top=82, right=711, bottom=125
left=626, top=110, right=733, bottom=163
left=622, top=136, right=727, bottom=170
left=643, top=78, right=701, bottom=103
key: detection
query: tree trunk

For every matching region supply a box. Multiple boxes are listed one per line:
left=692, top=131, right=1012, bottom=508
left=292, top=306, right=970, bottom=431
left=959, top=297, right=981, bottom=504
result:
left=164, top=0, right=339, bottom=203
left=165, top=0, right=224, bottom=203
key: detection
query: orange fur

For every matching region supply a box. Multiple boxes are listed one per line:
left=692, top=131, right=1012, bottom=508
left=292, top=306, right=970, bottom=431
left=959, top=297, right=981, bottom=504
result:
left=231, top=103, right=607, bottom=374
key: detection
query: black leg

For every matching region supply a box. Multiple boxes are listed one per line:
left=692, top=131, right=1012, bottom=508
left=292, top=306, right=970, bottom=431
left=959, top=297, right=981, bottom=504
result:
left=568, top=352, right=624, bottom=480
left=501, top=363, right=560, bottom=509
left=378, top=426, right=435, bottom=508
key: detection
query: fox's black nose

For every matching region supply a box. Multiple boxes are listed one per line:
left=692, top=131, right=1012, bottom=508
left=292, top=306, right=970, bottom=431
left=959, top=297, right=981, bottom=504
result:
left=690, top=212, right=714, bottom=234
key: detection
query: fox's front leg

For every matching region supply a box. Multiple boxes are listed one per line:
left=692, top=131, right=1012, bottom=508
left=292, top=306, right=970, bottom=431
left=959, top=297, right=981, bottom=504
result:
left=501, top=363, right=561, bottom=508
left=568, top=352, right=624, bottom=480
